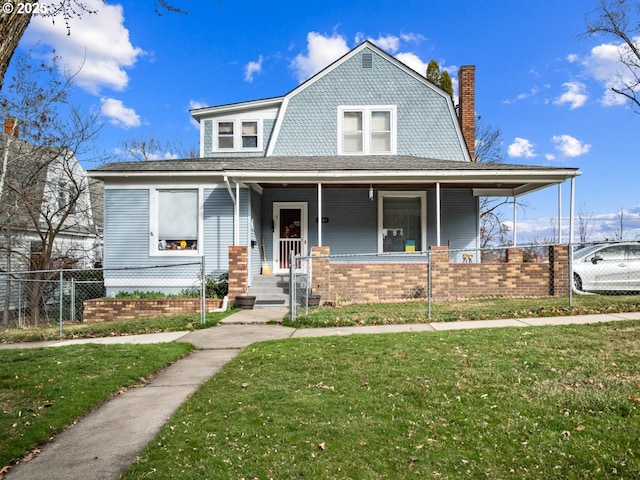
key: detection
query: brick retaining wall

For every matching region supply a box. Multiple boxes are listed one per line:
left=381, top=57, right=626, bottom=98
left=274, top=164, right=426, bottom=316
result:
left=83, top=298, right=223, bottom=322
left=309, top=245, right=569, bottom=305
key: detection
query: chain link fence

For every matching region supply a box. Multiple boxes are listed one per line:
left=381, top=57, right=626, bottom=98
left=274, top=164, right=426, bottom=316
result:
left=289, top=241, right=640, bottom=321
left=0, top=260, right=208, bottom=329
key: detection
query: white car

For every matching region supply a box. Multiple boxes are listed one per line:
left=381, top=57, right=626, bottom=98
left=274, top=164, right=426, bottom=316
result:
left=573, top=242, right=640, bottom=292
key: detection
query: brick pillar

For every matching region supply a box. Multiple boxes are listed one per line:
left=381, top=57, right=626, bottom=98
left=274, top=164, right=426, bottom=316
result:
left=550, top=245, right=569, bottom=296
left=507, top=248, right=523, bottom=263
left=310, top=246, right=330, bottom=303
left=429, top=245, right=451, bottom=298
left=228, top=246, right=248, bottom=302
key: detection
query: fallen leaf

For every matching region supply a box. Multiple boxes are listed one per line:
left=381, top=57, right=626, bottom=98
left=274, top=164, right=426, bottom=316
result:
left=318, top=442, right=326, bottom=450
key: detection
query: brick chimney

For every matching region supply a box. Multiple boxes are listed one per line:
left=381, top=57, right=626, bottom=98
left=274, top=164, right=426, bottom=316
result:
left=458, top=65, right=475, bottom=161
left=4, top=117, right=18, bottom=138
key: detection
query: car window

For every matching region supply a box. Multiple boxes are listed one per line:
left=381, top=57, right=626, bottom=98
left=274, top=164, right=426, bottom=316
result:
left=594, top=245, right=626, bottom=261
left=627, top=245, right=640, bottom=260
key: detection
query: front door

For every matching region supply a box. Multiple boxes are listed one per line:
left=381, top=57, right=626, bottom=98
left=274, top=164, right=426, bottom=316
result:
left=273, top=202, right=307, bottom=273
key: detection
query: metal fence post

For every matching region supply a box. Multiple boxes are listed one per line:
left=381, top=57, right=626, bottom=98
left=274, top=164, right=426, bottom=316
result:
left=568, top=242, right=573, bottom=309
left=70, top=277, right=76, bottom=321
left=200, top=257, right=206, bottom=324
left=427, top=250, right=432, bottom=319
left=18, top=278, right=22, bottom=328
left=289, top=250, right=296, bottom=322
left=59, top=270, right=64, bottom=336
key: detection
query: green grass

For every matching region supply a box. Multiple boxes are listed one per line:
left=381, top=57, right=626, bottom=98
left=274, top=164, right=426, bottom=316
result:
left=0, top=342, right=194, bottom=469
left=0, top=309, right=236, bottom=343
left=123, top=321, right=640, bottom=479
left=285, top=294, right=640, bottom=327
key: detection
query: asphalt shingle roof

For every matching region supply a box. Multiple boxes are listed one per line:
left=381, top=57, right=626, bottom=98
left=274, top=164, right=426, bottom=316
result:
left=90, top=155, right=578, bottom=174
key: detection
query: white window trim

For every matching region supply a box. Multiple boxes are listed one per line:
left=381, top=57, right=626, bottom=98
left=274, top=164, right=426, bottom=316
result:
left=338, top=105, right=397, bottom=155
left=377, top=191, right=427, bottom=254
left=149, top=187, right=204, bottom=257
left=213, top=119, right=262, bottom=152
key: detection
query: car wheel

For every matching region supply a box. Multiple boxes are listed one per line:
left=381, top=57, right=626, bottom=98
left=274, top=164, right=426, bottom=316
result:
left=573, top=273, right=583, bottom=291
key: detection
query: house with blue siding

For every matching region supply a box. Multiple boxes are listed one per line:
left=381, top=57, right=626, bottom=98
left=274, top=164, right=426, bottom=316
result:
left=89, top=41, right=580, bottom=302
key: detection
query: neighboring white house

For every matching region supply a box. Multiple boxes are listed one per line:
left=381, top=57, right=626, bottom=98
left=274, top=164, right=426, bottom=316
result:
left=0, top=122, right=102, bottom=315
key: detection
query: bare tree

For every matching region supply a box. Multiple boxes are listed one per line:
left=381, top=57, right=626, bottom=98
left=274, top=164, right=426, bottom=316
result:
left=586, top=0, right=640, bottom=112
left=0, top=0, right=185, bottom=92
left=0, top=52, right=102, bottom=326
left=119, top=135, right=197, bottom=162
left=577, top=203, right=594, bottom=245
left=612, top=207, right=626, bottom=241
left=474, top=117, right=533, bottom=249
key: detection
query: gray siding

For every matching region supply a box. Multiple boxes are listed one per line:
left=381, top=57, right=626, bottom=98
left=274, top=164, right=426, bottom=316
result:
left=104, top=189, right=150, bottom=269
left=260, top=187, right=478, bottom=261
left=271, top=47, right=466, bottom=160
left=202, top=187, right=234, bottom=275
left=427, top=188, right=479, bottom=261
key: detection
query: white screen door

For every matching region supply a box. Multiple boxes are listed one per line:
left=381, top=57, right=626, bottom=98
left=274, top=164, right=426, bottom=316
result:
left=273, top=202, right=307, bottom=273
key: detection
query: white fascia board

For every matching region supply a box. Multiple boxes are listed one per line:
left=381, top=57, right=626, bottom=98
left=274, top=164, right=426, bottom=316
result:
left=190, top=97, right=284, bottom=121
left=225, top=168, right=581, bottom=184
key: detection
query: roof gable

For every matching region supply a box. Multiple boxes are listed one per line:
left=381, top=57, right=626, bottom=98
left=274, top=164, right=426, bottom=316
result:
left=266, top=41, right=470, bottom=161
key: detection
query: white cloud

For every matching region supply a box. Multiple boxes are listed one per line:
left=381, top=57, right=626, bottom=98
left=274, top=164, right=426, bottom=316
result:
left=566, top=53, right=579, bottom=63
left=189, top=100, right=208, bottom=110
left=400, top=32, right=426, bottom=44
left=508, top=137, right=536, bottom=158
left=582, top=37, right=640, bottom=107
left=244, top=55, right=263, bottom=83
left=394, top=52, right=430, bottom=76
left=290, top=32, right=350, bottom=83
left=552, top=134, right=591, bottom=158
left=100, top=98, right=141, bottom=128
left=24, top=0, right=144, bottom=94
left=360, top=34, right=400, bottom=53
left=553, top=82, right=588, bottom=109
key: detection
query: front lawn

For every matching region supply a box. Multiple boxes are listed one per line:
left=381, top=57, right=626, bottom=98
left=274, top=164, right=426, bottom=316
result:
left=123, top=321, right=640, bottom=479
left=0, top=310, right=234, bottom=343
left=286, top=294, right=640, bottom=327
left=0, top=342, right=194, bottom=469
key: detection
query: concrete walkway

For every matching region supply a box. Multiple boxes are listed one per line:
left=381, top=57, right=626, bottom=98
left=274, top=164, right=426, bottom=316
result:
left=3, top=308, right=640, bottom=479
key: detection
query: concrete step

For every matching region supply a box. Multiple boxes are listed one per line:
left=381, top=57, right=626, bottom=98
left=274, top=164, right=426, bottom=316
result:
left=249, top=275, right=290, bottom=306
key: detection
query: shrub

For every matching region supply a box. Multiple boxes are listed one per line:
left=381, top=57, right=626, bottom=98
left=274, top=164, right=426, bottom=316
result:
left=206, top=272, right=228, bottom=299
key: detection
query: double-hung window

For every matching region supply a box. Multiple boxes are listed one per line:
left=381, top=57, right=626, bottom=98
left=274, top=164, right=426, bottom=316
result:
left=339, top=106, right=396, bottom=155
left=217, top=122, right=234, bottom=149
left=216, top=120, right=260, bottom=151
left=151, top=188, right=200, bottom=255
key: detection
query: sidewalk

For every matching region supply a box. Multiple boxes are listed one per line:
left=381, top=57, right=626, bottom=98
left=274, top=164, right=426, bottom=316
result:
left=4, top=309, right=640, bottom=479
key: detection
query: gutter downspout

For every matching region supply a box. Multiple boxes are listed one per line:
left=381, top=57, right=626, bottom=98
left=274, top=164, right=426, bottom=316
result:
left=224, top=176, right=239, bottom=245
left=436, top=182, right=441, bottom=246
left=317, top=182, right=322, bottom=246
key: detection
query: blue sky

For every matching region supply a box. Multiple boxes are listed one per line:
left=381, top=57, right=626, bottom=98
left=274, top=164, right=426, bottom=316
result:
left=10, top=0, right=640, bottom=242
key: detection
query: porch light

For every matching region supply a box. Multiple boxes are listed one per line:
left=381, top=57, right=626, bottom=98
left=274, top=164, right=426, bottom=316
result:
left=369, top=184, right=374, bottom=201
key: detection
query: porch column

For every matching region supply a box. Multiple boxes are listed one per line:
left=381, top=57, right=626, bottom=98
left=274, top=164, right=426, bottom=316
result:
left=512, top=197, right=517, bottom=246
left=558, top=183, right=562, bottom=243
left=569, top=177, right=575, bottom=244
left=224, top=176, right=240, bottom=246
left=235, top=182, right=240, bottom=246
left=317, top=182, right=322, bottom=246
left=436, top=182, right=441, bottom=246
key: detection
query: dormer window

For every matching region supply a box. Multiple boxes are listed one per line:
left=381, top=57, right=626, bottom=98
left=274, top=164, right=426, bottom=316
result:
left=215, top=120, right=261, bottom=151
left=338, top=105, right=396, bottom=155
left=217, top=122, right=234, bottom=148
